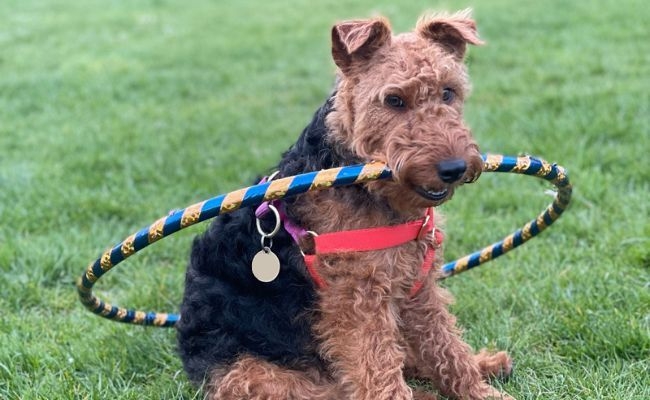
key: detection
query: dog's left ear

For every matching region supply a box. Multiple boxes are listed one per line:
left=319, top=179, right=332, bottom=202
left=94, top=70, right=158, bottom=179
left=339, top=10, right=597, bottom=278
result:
left=417, top=9, right=485, bottom=59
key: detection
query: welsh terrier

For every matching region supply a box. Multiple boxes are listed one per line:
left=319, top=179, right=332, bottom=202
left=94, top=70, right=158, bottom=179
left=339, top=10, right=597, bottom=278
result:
left=178, top=10, right=514, bottom=400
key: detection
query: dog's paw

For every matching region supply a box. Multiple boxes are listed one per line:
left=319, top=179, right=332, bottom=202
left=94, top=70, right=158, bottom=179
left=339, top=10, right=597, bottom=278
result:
left=412, top=389, right=438, bottom=400
left=474, top=349, right=514, bottom=381
left=483, top=385, right=516, bottom=400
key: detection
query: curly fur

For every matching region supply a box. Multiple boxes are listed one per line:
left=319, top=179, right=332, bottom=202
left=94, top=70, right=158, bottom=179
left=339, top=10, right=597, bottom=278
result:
left=176, top=98, right=338, bottom=384
left=177, top=11, right=515, bottom=400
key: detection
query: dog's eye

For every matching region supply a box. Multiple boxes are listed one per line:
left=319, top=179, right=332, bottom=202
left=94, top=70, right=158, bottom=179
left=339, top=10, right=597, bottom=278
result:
left=442, top=88, right=456, bottom=104
left=384, top=95, right=406, bottom=109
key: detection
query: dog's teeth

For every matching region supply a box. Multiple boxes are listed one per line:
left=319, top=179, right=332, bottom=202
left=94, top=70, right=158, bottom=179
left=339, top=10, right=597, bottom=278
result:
left=415, top=187, right=448, bottom=201
left=425, top=188, right=447, bottom=197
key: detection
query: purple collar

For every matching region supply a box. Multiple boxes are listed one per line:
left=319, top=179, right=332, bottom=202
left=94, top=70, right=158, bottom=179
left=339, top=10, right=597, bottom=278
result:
left=254, top=176, right=308, bottom=244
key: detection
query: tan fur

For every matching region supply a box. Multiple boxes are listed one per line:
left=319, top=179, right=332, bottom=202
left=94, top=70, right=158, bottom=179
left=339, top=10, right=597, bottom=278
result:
left=206, top=11, right=514, bottom=400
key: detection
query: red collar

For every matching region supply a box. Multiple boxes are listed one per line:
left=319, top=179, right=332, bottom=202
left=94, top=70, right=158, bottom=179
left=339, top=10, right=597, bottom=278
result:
left=256, top=194, right=443, bottom=296
left=302, top=207, right=443, bottom=296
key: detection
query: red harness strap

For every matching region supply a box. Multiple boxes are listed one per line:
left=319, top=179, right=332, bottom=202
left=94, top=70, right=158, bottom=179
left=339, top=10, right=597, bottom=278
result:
left=302, top=208, right=444, bottom=296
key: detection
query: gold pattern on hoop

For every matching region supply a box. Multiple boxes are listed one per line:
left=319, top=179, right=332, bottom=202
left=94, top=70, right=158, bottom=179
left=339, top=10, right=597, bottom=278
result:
left=483, top=154, right=503, bottom=172
left=148, top=217, right=166, bottom=243
left=265, top=179, right=291, bottom=200
left=311, top=168, right=341, bottom=190
left=181, top=201, right=205, bottom=228
left=221, top=188, right=247, bottom=212
left=100, top=251, right=113, bottom=271
left=513, top=156, right=531, bottom=173
left=121, top=234, right=136, bottom=258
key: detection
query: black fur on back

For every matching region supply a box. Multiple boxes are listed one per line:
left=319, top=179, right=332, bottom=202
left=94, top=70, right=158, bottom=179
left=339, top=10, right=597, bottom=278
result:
left=177, top=93, right=355, bottom=383
left=276, top=93, right=359, bottom=178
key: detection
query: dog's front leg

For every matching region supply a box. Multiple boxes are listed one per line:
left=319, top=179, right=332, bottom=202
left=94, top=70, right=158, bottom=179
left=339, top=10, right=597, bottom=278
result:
left=401, top=278, right=515, bottom=400
left=314, top=270, right=413, bottom=400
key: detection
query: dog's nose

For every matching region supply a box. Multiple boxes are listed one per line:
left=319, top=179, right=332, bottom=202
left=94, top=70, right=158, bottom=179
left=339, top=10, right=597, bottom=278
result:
left=437, top=159, right=467, bottom=183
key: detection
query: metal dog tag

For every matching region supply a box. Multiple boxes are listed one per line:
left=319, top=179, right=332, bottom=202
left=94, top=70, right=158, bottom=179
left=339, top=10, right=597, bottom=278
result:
left=251, top=247, right=280, bottom=282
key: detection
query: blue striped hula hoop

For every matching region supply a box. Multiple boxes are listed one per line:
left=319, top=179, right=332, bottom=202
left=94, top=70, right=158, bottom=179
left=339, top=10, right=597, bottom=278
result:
left=77, top=153, right=572, bottom=327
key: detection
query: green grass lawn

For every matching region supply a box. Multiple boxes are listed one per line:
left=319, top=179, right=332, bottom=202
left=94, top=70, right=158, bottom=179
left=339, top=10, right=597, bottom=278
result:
left=1, top=0, right=648, bottom=398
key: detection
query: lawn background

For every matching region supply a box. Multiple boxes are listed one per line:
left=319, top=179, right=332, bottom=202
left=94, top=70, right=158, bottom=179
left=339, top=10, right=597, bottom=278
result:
left=0, top=0, right=648, bottom=399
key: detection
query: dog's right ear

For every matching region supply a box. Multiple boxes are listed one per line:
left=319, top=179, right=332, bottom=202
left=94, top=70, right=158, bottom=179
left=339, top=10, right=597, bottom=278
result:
left=331, top=18, right=391, bottom=73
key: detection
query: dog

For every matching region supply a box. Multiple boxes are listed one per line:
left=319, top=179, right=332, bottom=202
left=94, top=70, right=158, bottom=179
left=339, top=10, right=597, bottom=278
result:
left=177, top=10, right=514, bottom=400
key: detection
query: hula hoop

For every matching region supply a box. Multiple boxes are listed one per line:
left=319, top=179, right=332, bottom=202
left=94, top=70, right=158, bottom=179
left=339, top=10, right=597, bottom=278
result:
left=77, top=154, right=572, bottom=327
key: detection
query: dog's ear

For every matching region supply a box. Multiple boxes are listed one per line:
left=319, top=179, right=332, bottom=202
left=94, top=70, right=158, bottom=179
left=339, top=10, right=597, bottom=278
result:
left=417, top=9, right=484, bottom=59
left=331, top=18, right=391, bottom=73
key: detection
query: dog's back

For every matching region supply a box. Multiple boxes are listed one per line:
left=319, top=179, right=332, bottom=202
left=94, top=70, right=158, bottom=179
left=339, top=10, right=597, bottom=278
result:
left=176, top=99, right=337, bottom=384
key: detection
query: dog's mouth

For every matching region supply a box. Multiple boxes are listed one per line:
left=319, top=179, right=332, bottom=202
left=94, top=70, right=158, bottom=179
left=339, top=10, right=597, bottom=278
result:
left=414, top=186, right=449, bottom=202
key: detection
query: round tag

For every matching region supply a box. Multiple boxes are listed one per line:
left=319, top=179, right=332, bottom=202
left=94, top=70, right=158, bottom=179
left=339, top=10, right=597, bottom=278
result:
left=251, top=248, right=281, bottom=283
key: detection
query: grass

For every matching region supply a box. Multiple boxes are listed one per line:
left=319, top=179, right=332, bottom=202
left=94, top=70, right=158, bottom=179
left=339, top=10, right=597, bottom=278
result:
left=0, top=0, right=648, bottom=398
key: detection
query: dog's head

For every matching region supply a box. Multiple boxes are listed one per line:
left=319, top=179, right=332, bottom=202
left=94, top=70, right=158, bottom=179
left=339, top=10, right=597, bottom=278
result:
left=326, top=11, right=484, bottom=211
